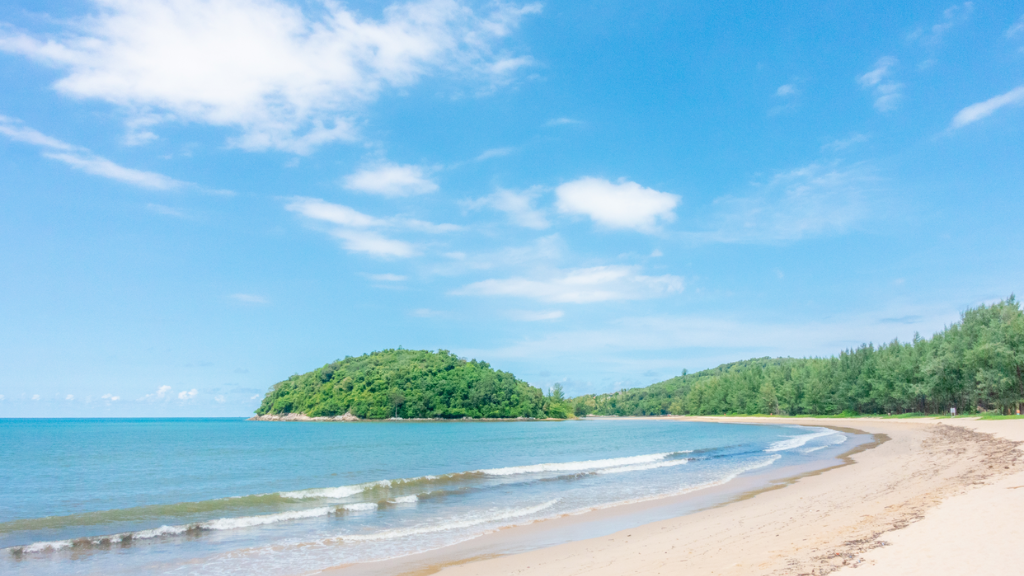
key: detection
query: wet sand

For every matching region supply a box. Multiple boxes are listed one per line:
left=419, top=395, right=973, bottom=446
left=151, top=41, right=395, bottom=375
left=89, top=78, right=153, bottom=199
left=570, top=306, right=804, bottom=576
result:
left=325, top=417, right=1024, bottom=576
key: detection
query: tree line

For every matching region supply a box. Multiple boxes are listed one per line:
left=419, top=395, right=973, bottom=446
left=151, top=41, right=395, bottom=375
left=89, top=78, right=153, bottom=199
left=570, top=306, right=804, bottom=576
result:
left=571, top=296, right=1024, bottom=417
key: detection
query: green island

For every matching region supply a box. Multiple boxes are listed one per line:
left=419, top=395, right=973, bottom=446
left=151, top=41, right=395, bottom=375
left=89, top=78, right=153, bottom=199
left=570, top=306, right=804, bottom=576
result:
left=255, top=349, right=572, bottom=419
left=256, top=297, right=1024, bottom=420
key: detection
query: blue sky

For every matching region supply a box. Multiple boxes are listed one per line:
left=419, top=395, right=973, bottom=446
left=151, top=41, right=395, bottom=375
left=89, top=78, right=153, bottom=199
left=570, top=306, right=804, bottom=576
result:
left=1, top=0, right=1022, bottom=416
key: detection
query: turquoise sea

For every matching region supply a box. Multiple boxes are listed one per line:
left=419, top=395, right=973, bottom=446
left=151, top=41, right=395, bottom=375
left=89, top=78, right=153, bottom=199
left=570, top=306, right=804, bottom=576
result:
left=0, top=418, right=857, bottom=575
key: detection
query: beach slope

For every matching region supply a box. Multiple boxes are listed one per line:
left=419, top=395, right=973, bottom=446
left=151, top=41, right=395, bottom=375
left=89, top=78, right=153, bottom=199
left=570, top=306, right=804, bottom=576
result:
left=423, top=417, right=1023, bottom=576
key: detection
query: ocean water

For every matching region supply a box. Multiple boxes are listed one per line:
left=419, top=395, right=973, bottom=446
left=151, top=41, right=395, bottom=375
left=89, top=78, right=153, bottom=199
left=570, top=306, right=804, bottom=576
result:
left=0, top=418, right=854, bottom=575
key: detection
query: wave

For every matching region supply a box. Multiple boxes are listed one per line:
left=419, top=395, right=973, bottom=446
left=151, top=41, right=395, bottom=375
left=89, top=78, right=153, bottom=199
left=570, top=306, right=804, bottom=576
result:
left=325, top=499, right=560, bottom=543
left=764, top=428, right=841, bottom=452
left=387, top=495, right=419, bottom=504
left=480, top=452, right=689, bottom=476
left=802, top=433, right=848, bottom=453
left=280, top=480, right=392, bottom=500
left=597, top=458, right=689, bottom=474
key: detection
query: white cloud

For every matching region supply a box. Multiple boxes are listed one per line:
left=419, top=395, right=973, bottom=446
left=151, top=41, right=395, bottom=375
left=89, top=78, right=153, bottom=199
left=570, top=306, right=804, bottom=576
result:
left=343, top=163, right=438, bottom=196
left=908, top=2, right=973, bottom=45
left=250, top=394, right=261, bottom=400
left=231, top=293, right=269, bottom=304
left=775, top=84, right=798, bottom=96
left=0, top=0, right=540, bottom=153
left=285, top=196, right=456, bottom=258
left=475, top=147, right=514, bottom=161
left=432, top=234, right=563, bottom=275
left=31, top=394, right=40, bottom=401
left=331, top=228, right=417, bottom=258
left=509, top=310, right=564, bottom=321
left=178, top=388, right=198, bottom=400
left=545, top=117, right=581, bottom=126
left=285, top=197, right=384, bottom=228
left=464, top=187, right=549, bottom=229
left=215, top=395, right=226, bottom=403
left=452, top=265, right=684, bottom=303
left=368, top=273, right=407, bottom=281
left=0, top=115, right=184, bottom=189
left=821, top=133, right=869, bottom=152
left=949, top=86, right=1024, bottom=129
left=146, top=203, right=185, bottom=217
left=65, top=394, right=74, bottom=401
left=0, top=115, right=79, bottom=150
left=857, top=57, right=902, bottom=111
left=1008, top=15, right=1024, bottom=38
left=101, top=393, right=120, bottom=401
left=140, top=385, right=173, bottom=401
left=685, top=163, right=871, bottom=244
left=555, top=177, right=679, bottom=233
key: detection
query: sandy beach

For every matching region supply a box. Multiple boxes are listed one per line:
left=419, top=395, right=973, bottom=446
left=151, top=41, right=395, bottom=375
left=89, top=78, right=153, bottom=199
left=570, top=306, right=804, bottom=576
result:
left=362, top=417, right=1024, bottom=576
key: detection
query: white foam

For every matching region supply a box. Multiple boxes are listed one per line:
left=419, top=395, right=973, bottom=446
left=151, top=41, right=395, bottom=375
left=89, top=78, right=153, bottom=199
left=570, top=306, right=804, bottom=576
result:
left=201, top=507, right=334, bottom=531
left=133, top=524, right=189, bottom=539
left=481, top=452, right=681, bottom=476
left=329, top=499, right=560, bottom=543
left=765, top=428, right=840, bottom=452
left=342, top=503, right=378, bottom=512
left=280, top=480, right=391, bottom=499
left=388, top=495, right=419, bottom=504
left=20, top=539, right=73, bottom=553
left=802, top=433, right=848, bottom=453
left=598, top=458, right=689, bottom=474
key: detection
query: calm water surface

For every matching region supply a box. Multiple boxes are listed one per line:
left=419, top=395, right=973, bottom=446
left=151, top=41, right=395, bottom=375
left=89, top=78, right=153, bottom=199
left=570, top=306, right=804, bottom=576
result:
left=0, top=418, right=855, bottom=575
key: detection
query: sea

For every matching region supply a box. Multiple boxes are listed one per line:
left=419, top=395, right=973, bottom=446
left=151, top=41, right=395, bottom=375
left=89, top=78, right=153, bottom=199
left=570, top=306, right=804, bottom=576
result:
left=0, top=418, right=859, bottom=575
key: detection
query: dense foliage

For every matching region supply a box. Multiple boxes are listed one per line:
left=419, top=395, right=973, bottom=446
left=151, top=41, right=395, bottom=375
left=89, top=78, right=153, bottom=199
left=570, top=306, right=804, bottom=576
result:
left=256, top=349, right=570, bottom=419
left=572, top=297, right=1024, bottom=417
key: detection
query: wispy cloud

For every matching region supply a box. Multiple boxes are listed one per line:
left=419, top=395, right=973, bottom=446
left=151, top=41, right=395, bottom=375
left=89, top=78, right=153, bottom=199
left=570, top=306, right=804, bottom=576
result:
left=101, top=393, right=120, bottom=402
left=908, top=2, right=974, bottom=45
left=0, top=0, right=541, bottom=153
left=331, top=229, right=417, bottom=258
left=0, top=115, right=184, bottom=189
left=452, top=265, right=684, bottom=304
left=555, top=177, right=679, bottom=233
left=342, top=163, right=439, bottom=196
left=146, top=203, right=185, bottom=217
left=284, top=196, right=459, bottom=258
left=858, top=57, right=902, bottom=112
left=475, top=147, right=514, bottom=161
left=509, top=310, right=564, bottom=321
left=368, top=273, right=407, bottom=282
left=545, top=117, right=582, bottom=126
left=231, top=293, right=269, bottom=304
left=821, top=133, right=869, bottom=152
left=684, top=163, right=872, bottom=244
left=775, top=84, right=798, bottom=97
left=178, top=388, right=198, bottom=400
left=1008, top=15, right=1024, bottom=38
left=949, top=86, right=1024, bottom=129
left=463, top=187, right=550, bottom=229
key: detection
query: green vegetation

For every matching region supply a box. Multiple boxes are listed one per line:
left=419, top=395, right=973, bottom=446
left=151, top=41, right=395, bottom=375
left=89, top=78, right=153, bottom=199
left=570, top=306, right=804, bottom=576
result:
left=256, top=349, right=571, bottom=419
left=572, top=297, right=1024, bottom=418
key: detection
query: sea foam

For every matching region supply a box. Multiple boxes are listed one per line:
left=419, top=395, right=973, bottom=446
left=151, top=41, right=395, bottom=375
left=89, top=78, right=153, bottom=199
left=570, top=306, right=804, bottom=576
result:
left=764, top=428, right=841, bottom=452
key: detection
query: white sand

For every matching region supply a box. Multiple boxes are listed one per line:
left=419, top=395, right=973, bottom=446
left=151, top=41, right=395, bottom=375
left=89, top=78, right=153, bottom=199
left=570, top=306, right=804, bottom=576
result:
left=412, top=417, right=1024, bottom=576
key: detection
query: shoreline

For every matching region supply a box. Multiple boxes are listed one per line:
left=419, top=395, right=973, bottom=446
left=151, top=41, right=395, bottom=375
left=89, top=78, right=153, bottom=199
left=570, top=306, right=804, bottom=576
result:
left=318, top=420, right=878, bottom=576
left=318, top=416, right=1023, bottom=576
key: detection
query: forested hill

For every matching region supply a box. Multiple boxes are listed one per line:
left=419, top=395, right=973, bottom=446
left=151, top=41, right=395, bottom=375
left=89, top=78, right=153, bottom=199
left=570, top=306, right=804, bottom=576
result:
left=571, top=296, right=1024, bottom=417
left=255, top=349, right=570, bottom=419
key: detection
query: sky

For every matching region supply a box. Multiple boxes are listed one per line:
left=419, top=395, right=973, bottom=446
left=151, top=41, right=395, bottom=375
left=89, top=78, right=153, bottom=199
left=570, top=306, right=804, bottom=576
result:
left=0, top=0, right=1022, bottom=417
